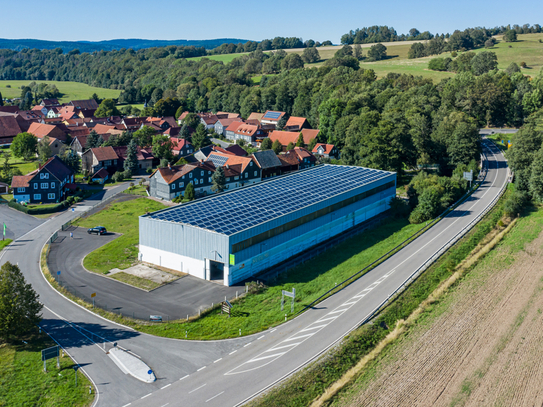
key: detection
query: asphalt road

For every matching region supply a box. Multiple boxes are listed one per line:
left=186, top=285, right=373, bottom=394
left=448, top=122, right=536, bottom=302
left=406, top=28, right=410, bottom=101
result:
left=48, top=226, right=242, bottom=320
left=0, top=141, right=509, bottom=407
left=0, top=204, right=43, bottom=240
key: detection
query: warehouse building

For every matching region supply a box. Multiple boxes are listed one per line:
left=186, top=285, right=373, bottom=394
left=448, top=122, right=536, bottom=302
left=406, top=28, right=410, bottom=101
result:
left=139, top=164, right=396, bottom=286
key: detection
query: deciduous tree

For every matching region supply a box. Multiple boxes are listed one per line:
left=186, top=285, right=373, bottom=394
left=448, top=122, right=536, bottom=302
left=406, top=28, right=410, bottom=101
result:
left=94, top=99, right=121, bottom=118
left=211, top=166, right=226, bottom=193
left=10, top=132, right=38, bottom=161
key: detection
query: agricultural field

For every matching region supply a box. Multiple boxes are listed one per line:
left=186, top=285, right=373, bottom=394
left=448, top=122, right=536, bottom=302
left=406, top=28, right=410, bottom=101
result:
left=0, top=80, right=121, bottom=103
left=332, top=205, right=543, bottom=407
left=186, top=53, right=248, bottom=63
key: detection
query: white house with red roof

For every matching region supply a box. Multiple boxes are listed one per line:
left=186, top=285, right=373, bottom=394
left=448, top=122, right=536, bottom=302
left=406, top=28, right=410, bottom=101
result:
left=312, top=143, right=339, bottom=159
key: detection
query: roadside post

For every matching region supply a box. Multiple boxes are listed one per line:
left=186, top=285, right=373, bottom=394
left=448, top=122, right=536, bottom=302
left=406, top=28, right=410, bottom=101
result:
left=41, top=345, right=59, bottom=372
left=91, top=292, right=96, bottom=308
left=221, top=300, right=232, bottom=317
left=148, top=369, right=153, bottom=381
left=56, top=270, right=61, bottom=283
left=73, top=365, right=79, bottom=387
left=281, top=288, right=296, bottom=313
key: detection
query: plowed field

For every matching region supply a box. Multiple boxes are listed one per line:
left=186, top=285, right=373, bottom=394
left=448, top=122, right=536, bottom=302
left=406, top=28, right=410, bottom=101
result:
left=336, top=211, right=543, bottom=407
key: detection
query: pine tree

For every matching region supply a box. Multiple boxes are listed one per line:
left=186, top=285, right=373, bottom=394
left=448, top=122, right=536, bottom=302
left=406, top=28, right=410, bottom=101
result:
left=37, top=136, right=52, bottom=164
left=295, top=133, right=305, bottom=147
left=124, top=139, right=139, bottom=175
left=272, top=139, right=283, bottom=154
left=276, top=116, right=287, bottom=130
left=96, top=135, right=105, bottom=147
left=287, top=142, right=295, bottom=151
left=180, top=124, right=191, bottom=140
left=63, top=149, right=81, bottom=174
left=211, top=166, right=226, bottom=193
left=86, top=130, right=100, bottom=149
left=261, top=137, right=273, bottom=150
left=0, top=262, right=43, bottom=342
left=185, top=182, right=195, bottom=201
left=0, top=91, right=3, bottom=106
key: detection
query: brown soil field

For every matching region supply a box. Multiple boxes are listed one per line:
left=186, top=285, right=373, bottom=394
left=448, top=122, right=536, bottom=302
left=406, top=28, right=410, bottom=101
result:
left=335, top=220, right=543, bottom=407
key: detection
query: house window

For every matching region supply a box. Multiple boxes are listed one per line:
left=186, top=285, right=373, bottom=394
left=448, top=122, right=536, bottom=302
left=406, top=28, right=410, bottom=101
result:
left=195, top=179, right=198, bottom=185
left=33, top=183, right=37, bottom=189
left=40, top=173, right=49, bottom=179
left=179, top=182, right=184, bottom=189
left=245, top=173, right=248, bottom=178
left=200, top=179, right=203, bottom=184
left=51, top=182, right=55, bottom=188
left=105, top=160, right=112, bottom=166
left=234, top=176, right=239, bottom=180
left=208, top=177, right=211, bottom=183
left=254, top=171, right=257, bottom=177
left=189, top=173, right=192, bottom=178
left=34, top=194, right=41, bottom=200
left=250, top=162, right=253, bottom=166
left=41, top=183, right=48, bottom=189
left=201, top=171, right=204, bottom=176
left=48, top=193, right=55, bottom=199
left=171, top=184, right=175, bottom=190
left=17, top=188, right=25, bottom=193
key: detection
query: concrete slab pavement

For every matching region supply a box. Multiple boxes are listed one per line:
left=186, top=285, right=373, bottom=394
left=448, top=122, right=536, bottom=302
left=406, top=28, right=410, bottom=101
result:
left=108, top=348, right=156, bottom=383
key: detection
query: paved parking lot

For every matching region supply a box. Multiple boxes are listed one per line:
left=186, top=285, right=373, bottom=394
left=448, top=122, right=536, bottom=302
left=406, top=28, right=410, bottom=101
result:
left=47, top=226, right=243, bottom=320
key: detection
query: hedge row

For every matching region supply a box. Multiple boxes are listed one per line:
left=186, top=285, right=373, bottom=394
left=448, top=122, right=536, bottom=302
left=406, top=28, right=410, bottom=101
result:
left=8, top=195, right=84, bottom=215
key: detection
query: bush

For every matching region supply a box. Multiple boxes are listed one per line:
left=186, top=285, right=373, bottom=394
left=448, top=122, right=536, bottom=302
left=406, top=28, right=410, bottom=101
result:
left=451, top=51, right=458, bottom=58
left=122, top=169, right=132, bottom=180
left=504, top=190, right=529, bottom=217
left=428, top=57, right=451, bottom=71
left=112, top=171, right=123, bottom=183
left=146, top=167, right=153, bottom=174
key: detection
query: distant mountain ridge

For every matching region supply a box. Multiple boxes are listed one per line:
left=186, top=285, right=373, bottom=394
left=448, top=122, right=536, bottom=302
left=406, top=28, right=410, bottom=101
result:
left=0, top=38, right=252, bottom=52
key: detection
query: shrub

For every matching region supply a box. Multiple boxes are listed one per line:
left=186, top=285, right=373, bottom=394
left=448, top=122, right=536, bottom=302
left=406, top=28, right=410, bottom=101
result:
left=112, top=171, right=123, bottom=183
left=122, top=169, right=132, bottom=180
left=451, top=51, right=458, bottom=58
left=146, top=168, right=153, bottom=174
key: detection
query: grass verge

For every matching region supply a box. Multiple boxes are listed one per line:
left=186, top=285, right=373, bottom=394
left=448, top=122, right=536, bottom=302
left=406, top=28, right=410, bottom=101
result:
left=0, top=239, right=13, bottom=250
left=109, top=272, right=160, bottom=291
left=0, top=331, right=94, bottom=406
left=73, top=198, right=168, bottom=274
left=246, top=186, right=513, bottom=407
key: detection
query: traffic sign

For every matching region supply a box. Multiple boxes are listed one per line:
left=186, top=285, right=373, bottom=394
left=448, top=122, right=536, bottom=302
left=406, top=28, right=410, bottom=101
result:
left=72, top=208, right=75, bottom=212
left=41, top=345, right=59, bottom=361
left=91, top=293, right=96, bottom=298
left=148, top=369, right=153, bottom=375
left=150, top=315, right=162, bottom=322
left=57, top=271, right=61, bottom=276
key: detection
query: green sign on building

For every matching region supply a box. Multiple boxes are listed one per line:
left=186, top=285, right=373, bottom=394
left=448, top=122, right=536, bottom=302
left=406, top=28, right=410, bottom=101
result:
left=229, top=254, right=235, bottom=265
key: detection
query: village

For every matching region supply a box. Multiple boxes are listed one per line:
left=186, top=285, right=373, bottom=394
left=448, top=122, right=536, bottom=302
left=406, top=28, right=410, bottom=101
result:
left=0, top=96, right=339, bottom=205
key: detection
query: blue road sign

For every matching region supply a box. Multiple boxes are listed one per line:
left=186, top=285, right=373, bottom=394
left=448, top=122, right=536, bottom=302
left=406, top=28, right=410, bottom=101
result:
left=41, top=346, right=59, bottom=361
left=72, top=208, right=75, bottom=212
left=57, top=271, right=61, bottom=275
left=148, top=370, right=153, bottom=375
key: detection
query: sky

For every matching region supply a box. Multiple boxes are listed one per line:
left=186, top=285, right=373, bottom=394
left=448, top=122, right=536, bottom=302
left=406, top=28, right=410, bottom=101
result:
left=1, top=0, right=542, bottom=44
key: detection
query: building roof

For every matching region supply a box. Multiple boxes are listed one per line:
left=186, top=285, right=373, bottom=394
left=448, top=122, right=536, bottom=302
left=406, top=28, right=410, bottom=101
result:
left=11, top=175, right=33, bottom=188
left=247, top=112, right=264, bottom=122
left=90, top=146, right=119, bottom=161
left=206, top=151, right=254, bottom=172
left=217, top=112, right=241, bottom=119
left=217, top=117, right=243, bottom=127
left=144, top=164, right=394, bottom=236
left=313, top=143, right=336, bottom=155
left=261, top=110, right=286, bottom=122
left=225, top=144, right=247, bottom=157
left=285, top=116, right=308, bottom=130
left=39, top=156, right=74, bottom=180
left=170, top=138, right=193, bottom=152
left=92, top=123, right=117, bottom=134
left=92, top=168, right=109, bottom=179
left=268, top=129, right=320, bottom=146
left=251, top=150, right=282, bottom=169
left=41, top=98, right=59, bottom=106
left=0, top=115, right=22, bottom=138
left=152, top=162, right=215, bottom=184
left=199, top=114, right=219, bottom=126
left=235, top=123, right=259, bottom=137
left=0, top=106, right=20, bottom=114
left=18, top=110, right=44, bottom=120
left=225, top=121, right=243, bottom=133
left=27, top=122, right=66, bottom=141
left=70, top=99, right=99, bottom=110
left=113, top=146, right=154, bottom=161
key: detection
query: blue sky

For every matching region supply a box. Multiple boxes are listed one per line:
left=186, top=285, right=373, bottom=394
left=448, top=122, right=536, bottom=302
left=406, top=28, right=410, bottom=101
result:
left=1, top=0, right=542, bottom=43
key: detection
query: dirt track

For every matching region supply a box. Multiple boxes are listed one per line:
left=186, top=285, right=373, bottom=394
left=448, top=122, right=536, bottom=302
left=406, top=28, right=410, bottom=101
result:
left=338, top=231, right=543, bottom=407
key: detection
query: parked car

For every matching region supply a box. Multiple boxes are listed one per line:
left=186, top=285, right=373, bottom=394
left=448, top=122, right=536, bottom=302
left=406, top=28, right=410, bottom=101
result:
left=87, top=226, right=107, bottom=235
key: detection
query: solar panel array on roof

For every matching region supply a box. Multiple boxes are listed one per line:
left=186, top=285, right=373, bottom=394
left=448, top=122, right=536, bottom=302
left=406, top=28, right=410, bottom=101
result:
left=207, top=153, right=228, bottom=167
left=148, top=165, right=392, bottom=236
left=263, top=111, right=282, bottom=120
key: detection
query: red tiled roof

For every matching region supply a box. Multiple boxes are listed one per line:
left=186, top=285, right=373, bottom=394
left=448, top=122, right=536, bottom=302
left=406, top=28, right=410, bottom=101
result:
left=27, top=122, right=67, bottom=141
left=285, top=116, right=307, bottom=130
left=153, top=162, right=214, bottom=184
left=235, top=124, right=259, bottom=137
left=70, top=99, right=99, bottom=110
left=92, top=123, right=116, bottom=134
left=247, top=112, right=264, bottom=122
left=268, top=129, right=320, bottom=146
left=313, top=143, right=335, bottom=155
left=217, top=117, right=243, bottom=127
left=205, top=151, right=255, bottom=172
left=11, top=175, right=33, bottom=188
left=0, top=106, right=20, bottom=114
left=91, top=146, right=119, bottom=162
left=169, top=138, right=193, bottom=152
left=92, top=168, right=110, bottom=179
left=0, top=115, right=22, bottom=138
left=217, top=112, right=241, bottom=119
left=292, top=147, right=316, bottom=162
left=225, top=121, right=243, bottom=133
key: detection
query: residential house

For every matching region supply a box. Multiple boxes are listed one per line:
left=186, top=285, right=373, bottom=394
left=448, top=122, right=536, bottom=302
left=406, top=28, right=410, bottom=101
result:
left=78, top=109, right=96, bottom=119
left=199, top=113, right=219, bottom=130
left=260, top=110, right=286, bottom=127
left=225, top=144, right=247, bottom=157
left=268, top=129, right=320, bottom=151
left=28, top=122, right=68, bottom=143
left=70, top=134, right=111, bottom=155
left=32, top=105, right=49, bottom=116
left=122, top=117, right=148, bottom=131
left=224, top=121, right=243, bottom=140
left=214, top=117, right=242, bottom=137
left=82, top=146, right=122, bottom=175
left=12, top=156, right=74, bottom=204
left=0, top=106, right=20, bottom=114
left=251, top=150, right=282, bottom=178
left=247, top=112, right=264, bottom=123
left=231, top=123, right=265, bottom=145
left=69, top=99, right=99, bottom=111
left=92, top=123, right=117, bottom=134
left=284, top=117, right=310, bottom=132
left=40, top=98, right=60, bottom=107
left=291, top=147, right=317, bottom=169
left=277, top=147, right=317, bottom=173
left=113, top=146, right=155, bottom=172
left=16, top=110, right=44, bottom=131
left=0, top=114, right=23, bottom=145
left=169, top=138, right=194, bottom=157
left=58, top=106, right=80, bottom=122
left=205, top=152, right=261, bottom=190
left=149, top=162, right=216, bottom=200
left=176, top=111, right=190, bottom=125
left=312, top=143, right=339, bottom=159
left=91, top=168, right=109, bottom=184
left=216, top=111, right=241, bottom=119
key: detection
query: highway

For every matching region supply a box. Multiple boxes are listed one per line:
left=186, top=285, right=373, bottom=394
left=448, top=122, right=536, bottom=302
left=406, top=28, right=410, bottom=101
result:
left=0, top=139, right=508, bottom=407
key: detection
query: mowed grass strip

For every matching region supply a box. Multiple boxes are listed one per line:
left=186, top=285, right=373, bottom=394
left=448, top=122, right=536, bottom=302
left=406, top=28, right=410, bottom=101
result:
left=136, top=217, right=425, bottom=340
left=109, top=272, right=161, bottom=291
left=0, top=333, right=94, bottom=406
left=74, top=198, right=167, bottom=274
left=0, top=80, right=120, bottom=103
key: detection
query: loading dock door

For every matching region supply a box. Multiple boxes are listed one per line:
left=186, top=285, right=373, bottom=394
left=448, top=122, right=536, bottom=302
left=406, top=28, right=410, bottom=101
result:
left=208, top=260, right=224, bottom=281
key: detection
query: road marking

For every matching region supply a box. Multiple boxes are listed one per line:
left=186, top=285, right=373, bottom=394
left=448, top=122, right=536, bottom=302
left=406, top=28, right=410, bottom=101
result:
left=283, top=333, right=314, bottom=342
left=197, top=366, right=206, bottom=372
left=315, top=316, right=338, bottom=323
left=244, top=343, right=252, bottom=347
left=257, top=336, right=265, bottom=340
left=206, top=391, right=224, bottom=402
left=270, top=328, right=277, bottom=332
left=121, top=404, right=131, bottom=407
left=245, top=352, right=286, bottom=363
left=214, top=358, right=222, bottom=363
left=300, top=324, right=327, bottom=332
left=160, top=404, right=169, bottom=407
left=179, top=375, right=189, bottom=381
left=189, top=383, right=206, bottom=393
left=267, top=343, right=300, bottom=352
left=229, top=350, right=237, bottom=355
left=161, top=384, right=171, bottom=389
left=141, top=393, right=152, bottom=399
left=329, top=309, right=347, bottom=315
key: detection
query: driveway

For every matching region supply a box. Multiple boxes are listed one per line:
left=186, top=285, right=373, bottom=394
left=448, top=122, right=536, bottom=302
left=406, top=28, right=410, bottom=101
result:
left=0, top=204, right=44, bottom=240
left=47, top=226, right=243, bottom=320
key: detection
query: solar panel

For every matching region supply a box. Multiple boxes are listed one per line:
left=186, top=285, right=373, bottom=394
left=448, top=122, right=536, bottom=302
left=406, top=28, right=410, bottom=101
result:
left=206, top=154, right=228, bottom=168
left=146, top=165, right=393, bottom=236
left=263, top=111, right=282, bottom=120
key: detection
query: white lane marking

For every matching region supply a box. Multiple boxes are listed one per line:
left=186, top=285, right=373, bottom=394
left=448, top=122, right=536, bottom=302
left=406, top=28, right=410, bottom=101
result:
left=270, top=328, right=277, bottom=332
left=206, top=391, right=224, bottom=402
left=341, top=301, right=357, bottom=306
left=245, top=352, right=286, bottom=363
left=329, top=309, right=347, bottom=315
left=267, top=343, right=300, bottom=352
left=161, top=384, right=171, bottom=389
left=160, top=404, right=170, bottom=407
left=257, top=336, right=265, bottom=340
left=189, top=383, right=206, bottom=394
left=197, top=366, right=206, bottom=372
left=229, top=350, right=237, bottom=355
left=141, top=393, right=152, bottom=399
left=121, top=404, right=131, bottom=407
left=214, top=358, right=222, bottom=363
left=314, top=316, right=338, bottom=323
left=243, top=343, right=252, bottom=347
left=300, top=324, right=328, bottom=332
left=179, top=375, right=189, bottom=381
left=282, top=333, right=315, bottom=342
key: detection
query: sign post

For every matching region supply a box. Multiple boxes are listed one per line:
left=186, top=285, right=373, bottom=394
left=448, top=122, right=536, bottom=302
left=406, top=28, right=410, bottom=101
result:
left=150, top=315, right=162, bottom=322
left=463, top=170, right=473, bottom=189
left=56, top=270, right=61, bottom=283
left=221, top=300, right=232, bottom=317
left=91, top=292, right=96, bottom=308
left=41, top=345, right=59, bottom=372
left=73, top=365, right=79, bottom=387
left=281, top=288, right=296, bottom=313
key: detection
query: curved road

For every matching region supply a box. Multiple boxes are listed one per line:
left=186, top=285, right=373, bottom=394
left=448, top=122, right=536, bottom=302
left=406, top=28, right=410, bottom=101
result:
left=0, top=140, right=508, bottom=407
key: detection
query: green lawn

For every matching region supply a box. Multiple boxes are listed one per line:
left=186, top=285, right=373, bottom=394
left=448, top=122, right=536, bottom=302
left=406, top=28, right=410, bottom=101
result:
left=0, top=149, right=39, bottom=175
left=110, top=272, right=161, bottom=291
left=74, top=198, right=168, bottom=274
left=0, top=333, right=94, bottom=406
left=124, top=184, right=148, bottom=196
left=0, top=239, right=13, bottom=250
left=136, top=217, right=426, bottom=339
left=0, top=80, right=120, bottom=103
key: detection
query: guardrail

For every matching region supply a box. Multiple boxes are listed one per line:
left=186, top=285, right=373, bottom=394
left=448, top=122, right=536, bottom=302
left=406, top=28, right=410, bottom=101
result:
left=298, top=141, right=495, bottom=315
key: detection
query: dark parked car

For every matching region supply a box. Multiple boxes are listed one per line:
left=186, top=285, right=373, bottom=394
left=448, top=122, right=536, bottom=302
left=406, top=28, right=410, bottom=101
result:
left=87, top=226, right=107, bottom=235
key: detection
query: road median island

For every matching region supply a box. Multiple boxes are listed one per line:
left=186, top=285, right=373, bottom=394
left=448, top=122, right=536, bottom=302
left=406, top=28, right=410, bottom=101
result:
left=246, top=186, right=513, bottom=407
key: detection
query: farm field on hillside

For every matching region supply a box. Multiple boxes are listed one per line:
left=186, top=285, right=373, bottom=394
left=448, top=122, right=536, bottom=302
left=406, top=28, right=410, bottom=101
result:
left=333, top=206, right=543, bottom=407
left=0, top=80, right=121, bottom=103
